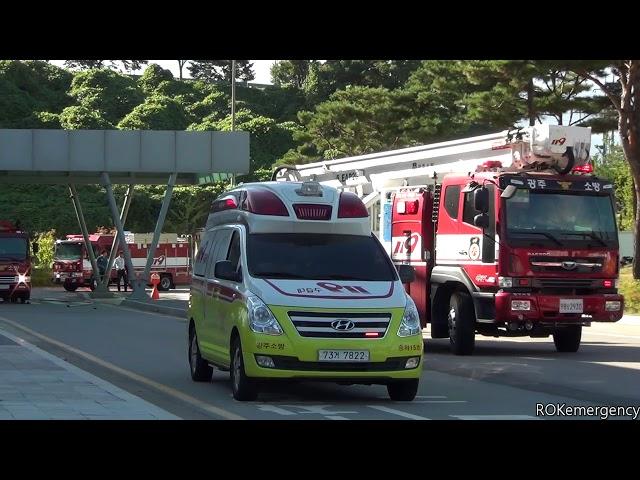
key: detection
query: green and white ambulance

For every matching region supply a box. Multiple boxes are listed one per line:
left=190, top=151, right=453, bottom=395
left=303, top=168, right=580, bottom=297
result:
left=187, top=180, right=423, bottom=401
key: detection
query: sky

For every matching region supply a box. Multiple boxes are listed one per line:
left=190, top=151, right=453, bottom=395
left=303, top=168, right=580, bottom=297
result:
left=49, top=60, right=276, bottom=84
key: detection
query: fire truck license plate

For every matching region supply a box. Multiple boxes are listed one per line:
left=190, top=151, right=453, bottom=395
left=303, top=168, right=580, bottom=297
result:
left=318, top=350, right=369, bottom=362
left=559, top=299, right=583, bottom=313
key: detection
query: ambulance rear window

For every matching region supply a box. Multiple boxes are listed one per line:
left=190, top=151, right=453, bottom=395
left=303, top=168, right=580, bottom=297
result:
left=247, top=233, right=397, bottom=281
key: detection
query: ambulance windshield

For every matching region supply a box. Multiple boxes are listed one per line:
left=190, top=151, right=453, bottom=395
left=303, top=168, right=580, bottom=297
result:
left=247, top=233, right=397, bottom=281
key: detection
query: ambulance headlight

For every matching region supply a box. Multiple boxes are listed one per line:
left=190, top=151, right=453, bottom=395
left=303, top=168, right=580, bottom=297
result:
left=398, top=295, right=421, bottom=337
left=248, top=296, right=283, bottom=335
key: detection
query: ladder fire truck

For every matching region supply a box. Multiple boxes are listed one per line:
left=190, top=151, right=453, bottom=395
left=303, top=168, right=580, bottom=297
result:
left=52, top=231, right=192, bottom=292
left=0, top=220, right=37, bottom=304
left=274, top=125, right=624, bottom=354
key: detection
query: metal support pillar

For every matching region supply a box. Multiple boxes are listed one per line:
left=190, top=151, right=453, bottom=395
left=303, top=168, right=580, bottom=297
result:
left=101, top=173, right=139, bottom=296
left=98, top=184, right=134, bottom=291
left=130, top=173, right=177, bottom=301
left=68, top=184, right=100, bottom=289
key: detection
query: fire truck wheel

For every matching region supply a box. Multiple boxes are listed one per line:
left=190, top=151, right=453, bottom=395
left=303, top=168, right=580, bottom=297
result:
left=159, top=275, right=172, bottom=291
left=387, top=379, right=419, bottom=401
left=189, top=328, right=213, bottom=382
left=553, top=326, right=582, bottom=352
left=230, top=336, right=259, bottom=401
left=63, top=284, right=77, bottom=292
left=448, top=291, right=476, bottom=355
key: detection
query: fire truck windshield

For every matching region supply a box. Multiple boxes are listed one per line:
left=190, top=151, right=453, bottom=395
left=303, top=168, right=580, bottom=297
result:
left=0, top=237, right=28, bottom=261
left=504, top=189, right=618, bottom=247
left=54, top=242, right=82, bottom=261
left=247, top=233, right=397, bottom=281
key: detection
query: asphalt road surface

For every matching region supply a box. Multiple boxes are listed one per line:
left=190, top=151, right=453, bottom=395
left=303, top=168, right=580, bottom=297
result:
left=1, top=288, right=638, bottom=420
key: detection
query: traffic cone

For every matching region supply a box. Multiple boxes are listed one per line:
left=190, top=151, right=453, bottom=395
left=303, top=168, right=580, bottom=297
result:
left=151, top=285, right=160, bottom=300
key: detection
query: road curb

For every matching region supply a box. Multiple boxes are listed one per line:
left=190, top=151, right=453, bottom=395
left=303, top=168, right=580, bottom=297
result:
left=120, top=299, right=186, bottom=318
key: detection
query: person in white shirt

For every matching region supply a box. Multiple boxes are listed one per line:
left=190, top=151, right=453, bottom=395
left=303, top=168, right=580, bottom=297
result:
left=114, top=251, right=128, bottom=292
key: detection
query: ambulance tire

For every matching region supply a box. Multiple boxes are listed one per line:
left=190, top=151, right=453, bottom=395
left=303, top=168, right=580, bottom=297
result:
left=553, top=326, right=582, bottom=352
left=189, top=329, right=213, bottom=382
left=448, top=291, right=476, bottom=356
left=387, top=379, right=419, bottom=401
left=230, top=337, right=259, bottom=401
left=159, top=275, right=172, bottom=291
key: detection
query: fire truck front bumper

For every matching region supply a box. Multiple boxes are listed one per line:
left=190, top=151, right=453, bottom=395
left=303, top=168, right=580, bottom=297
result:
left=491, top=291, right=624, bottom=324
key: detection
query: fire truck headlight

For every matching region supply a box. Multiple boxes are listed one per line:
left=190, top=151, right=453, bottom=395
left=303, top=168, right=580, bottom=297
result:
left=605, top=301, right=621, bottom=311
left=398, top=295, right=421, bottom=337
left=498, top=277, right=513, bottom=288
left=18, top=274, right=31, bottom=284
left=248, top=296, right=283, bottom=335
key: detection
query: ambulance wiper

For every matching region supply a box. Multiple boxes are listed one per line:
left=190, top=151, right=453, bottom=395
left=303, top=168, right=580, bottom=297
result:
left=324, top=274, right=369, bottom=281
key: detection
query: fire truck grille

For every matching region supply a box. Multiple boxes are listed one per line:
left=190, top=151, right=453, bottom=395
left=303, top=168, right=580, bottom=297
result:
left=529, top=256, right=604, bottom=273
left=288, top=311, right=391, bottom=338
left=0, top=276, right=18, bottom=284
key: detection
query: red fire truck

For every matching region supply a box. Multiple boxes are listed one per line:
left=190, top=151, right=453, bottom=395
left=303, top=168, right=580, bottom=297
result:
left=275, top=125, right=625, bottom=355
left=52, top=231, right=192, bottom=292
left=0, top=221, right=37, bottom=304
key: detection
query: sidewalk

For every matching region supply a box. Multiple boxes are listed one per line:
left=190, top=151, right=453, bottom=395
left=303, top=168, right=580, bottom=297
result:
left=0, top=328, right=179, bottom=420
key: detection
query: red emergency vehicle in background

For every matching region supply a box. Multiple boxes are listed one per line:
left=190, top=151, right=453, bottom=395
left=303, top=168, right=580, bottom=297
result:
left=388, top=129, right=624, bottom=355
left=52, top=231, right=192, bottom=292
left=276, top=124, right=625, bottom=355
left=0, top=220, right=37, bottom=303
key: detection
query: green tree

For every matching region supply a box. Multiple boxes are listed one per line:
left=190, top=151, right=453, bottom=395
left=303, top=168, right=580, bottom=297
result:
left=593, top=142, right=634, bottom=231
left=271, top=60, right=316, bottom=89
left=187, top=60, right=255, bottom=82
left=64, top=60, right=148, bottom=72
left=117, top=95, right=189, bottom=130
left=68, top=69, right=145, bottom=125
left=138, top=64, right=175, bottom=93
left=59, top=105, right=114, bottom=129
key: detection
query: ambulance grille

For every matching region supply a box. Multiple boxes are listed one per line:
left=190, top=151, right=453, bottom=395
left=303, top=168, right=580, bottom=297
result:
left=288, top=311, right=391, bottom=338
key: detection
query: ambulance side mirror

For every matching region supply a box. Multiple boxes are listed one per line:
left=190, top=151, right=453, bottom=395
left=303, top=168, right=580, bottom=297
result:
left=397, top=264, right=415, bottom=284
left=474, top=187, right=489, bottom=213
left=214, top=260, right=242, bottom=283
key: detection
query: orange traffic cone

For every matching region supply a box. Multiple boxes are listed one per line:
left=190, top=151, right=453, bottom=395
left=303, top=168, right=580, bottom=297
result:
left=151, top=285, right=160, bottom=300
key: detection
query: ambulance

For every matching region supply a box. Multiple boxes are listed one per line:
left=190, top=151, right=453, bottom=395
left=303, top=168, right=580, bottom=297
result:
left=187, top=180, right=423, bottom=401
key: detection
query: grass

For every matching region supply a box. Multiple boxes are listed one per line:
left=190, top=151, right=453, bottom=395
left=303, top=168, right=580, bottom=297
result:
left=620, top=266, right=640, bottom=314
left=31, top=267, right=52, bottom=287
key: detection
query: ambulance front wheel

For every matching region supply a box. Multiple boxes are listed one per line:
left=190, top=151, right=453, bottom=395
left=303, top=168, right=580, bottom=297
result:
left=230, top=336, right=259, bottom=401
left=387, top=379, right=419, bottom=401
left=189, top=328, right=213, bottom=382
left=448, top=291, right=476, bottom=356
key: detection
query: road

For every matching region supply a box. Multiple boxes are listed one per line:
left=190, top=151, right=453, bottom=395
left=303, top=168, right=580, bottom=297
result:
left=0, top=287, right=639, bottom=420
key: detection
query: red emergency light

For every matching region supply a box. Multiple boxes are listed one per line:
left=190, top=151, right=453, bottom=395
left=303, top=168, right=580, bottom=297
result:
left=397, top=200, right=419, bottom=215
left=337, top=192, right=368, bottom=218
left=482, top=160, right=503, bottom=169
left=572, top=162, right=594, bottom=174
left=244, top=189, right=290, bottom=216
left=603, top=279, right=613, bottom=288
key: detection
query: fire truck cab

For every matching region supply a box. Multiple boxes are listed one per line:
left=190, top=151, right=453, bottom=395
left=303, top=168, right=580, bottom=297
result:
left=0, top=221, right=36, bottom=303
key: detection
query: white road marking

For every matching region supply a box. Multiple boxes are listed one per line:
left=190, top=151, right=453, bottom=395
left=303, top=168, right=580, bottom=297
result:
left=326, top=416, right=349, bottom=420
left=280, top=405, right=358, bottom=416
left=451, top=415, right=538, bottom=420
left=367, top=405, right=430, bottom=420
left=256, top=405, right=297, bottom=416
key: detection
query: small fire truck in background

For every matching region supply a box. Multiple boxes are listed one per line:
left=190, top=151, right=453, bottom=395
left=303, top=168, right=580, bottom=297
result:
left=52, top=231, right=192, bottom=292
left=0, top=220, right=37, bottom=303
left=275, top=125, right=625, bottom=355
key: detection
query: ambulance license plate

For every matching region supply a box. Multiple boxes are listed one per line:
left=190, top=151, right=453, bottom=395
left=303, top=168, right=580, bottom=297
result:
left=318, top=350, right=369, bottom=362
left=559, top=299, right=583, bottom=313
